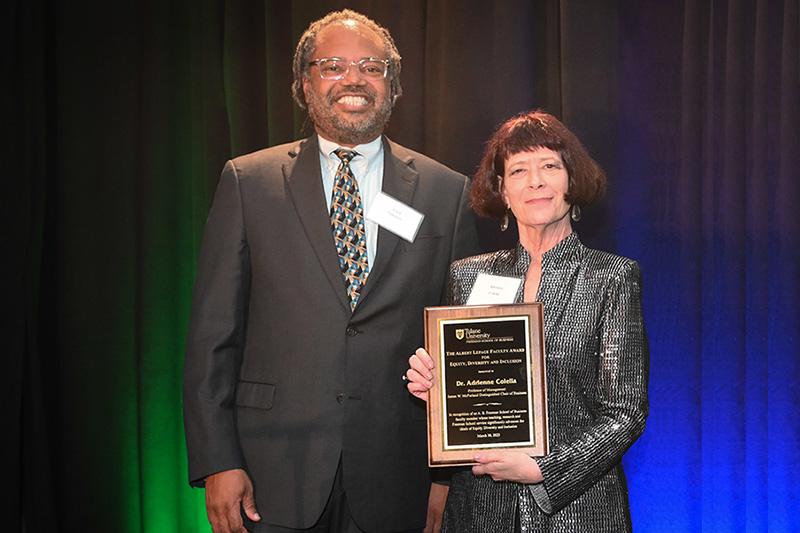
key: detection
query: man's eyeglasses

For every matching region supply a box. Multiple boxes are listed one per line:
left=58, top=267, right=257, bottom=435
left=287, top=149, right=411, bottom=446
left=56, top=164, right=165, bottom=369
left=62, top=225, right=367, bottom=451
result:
left=308, top=57, right=390, bottom=80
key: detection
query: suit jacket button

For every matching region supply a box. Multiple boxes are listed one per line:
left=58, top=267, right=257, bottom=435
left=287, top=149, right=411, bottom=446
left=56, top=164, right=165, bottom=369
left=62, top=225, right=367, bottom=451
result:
left=336, top=393, right=345, bottom=404
left=346, top=327, right=358, bottom=336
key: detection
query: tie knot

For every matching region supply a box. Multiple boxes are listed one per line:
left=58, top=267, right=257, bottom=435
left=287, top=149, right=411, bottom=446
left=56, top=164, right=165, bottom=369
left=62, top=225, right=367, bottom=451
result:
left=334, top=148, right=357, bottom=164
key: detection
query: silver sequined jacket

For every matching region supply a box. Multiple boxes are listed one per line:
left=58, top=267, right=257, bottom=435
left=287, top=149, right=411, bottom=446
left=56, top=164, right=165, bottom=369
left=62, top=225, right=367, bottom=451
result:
left=441, top=233, right=649, bottom=532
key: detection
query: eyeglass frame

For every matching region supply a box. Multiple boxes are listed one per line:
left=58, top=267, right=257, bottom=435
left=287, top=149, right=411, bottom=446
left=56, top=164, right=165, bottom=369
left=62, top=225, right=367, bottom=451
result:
left=308, top=57, right=391, bottom=80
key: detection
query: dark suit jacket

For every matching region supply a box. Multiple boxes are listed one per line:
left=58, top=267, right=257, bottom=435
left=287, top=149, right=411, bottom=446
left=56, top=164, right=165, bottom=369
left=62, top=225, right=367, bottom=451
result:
left=183, top=135, right=479, bottom=531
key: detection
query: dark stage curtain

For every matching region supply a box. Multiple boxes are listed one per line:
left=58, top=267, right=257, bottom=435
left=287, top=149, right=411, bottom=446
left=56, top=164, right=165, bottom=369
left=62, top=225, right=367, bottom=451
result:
left=11, top=1, right=798, bottom=531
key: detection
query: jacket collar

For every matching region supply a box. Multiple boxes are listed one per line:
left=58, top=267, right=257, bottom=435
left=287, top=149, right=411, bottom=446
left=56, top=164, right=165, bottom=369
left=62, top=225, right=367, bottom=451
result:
left=352, top=137, right=420, bottom=311
left=282, top=135, right=420, bottom=315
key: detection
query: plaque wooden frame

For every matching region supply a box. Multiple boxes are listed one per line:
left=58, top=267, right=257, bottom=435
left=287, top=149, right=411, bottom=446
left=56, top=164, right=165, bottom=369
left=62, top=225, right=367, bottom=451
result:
left=424, top=303, right=548, bottom=466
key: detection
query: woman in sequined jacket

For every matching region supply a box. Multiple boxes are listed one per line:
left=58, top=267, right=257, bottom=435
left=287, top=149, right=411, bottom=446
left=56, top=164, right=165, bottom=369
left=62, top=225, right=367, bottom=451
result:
left=406, top=110, right=649, bottom=532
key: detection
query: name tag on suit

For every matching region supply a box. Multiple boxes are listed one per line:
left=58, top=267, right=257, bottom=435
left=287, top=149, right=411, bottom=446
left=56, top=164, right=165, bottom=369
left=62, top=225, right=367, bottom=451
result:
left=366, top=191, right=425, bottom=242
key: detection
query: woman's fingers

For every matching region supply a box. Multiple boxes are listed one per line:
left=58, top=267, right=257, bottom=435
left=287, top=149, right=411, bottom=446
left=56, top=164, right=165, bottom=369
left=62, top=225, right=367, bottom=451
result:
left=407, top=384, right=430, bottom=401
left=408, top=357, right=433, bottom=381
left=406, top=347, right=436, bottom=402
left=406, top=368, right=433, bottom=388
left=415, top=347, right=435, bottom=369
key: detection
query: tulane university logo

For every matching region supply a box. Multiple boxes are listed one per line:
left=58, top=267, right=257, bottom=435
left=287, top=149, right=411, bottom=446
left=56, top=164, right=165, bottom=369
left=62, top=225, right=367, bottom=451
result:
left=455, top=328, right=465, bottom=340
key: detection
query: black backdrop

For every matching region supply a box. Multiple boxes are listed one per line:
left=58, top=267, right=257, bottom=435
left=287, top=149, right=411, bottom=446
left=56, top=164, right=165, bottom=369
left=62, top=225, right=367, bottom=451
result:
left=9, top=1, right=799, bottom=531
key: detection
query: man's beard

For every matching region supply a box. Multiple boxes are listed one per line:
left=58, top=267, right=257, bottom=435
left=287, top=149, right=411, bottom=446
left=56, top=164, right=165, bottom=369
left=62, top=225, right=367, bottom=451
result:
left=306, top=84, right=393, bottom=146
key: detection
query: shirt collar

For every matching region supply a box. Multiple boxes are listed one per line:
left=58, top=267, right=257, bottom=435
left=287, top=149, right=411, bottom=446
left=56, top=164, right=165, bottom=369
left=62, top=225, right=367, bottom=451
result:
left=511, top=232, right=583, bottom=274
left=317, top=134, right=383, bottom=163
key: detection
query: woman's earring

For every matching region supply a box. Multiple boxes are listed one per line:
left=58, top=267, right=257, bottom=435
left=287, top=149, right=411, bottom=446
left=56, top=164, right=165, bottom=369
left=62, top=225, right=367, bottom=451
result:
left=570, top=204, right=582, bottom=222
left=498, top=176, right=510, bottom=231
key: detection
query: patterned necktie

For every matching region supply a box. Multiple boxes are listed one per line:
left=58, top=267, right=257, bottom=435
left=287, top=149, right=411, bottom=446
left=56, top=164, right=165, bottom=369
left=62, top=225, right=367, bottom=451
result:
left=330, top=148, right=370, bottom=310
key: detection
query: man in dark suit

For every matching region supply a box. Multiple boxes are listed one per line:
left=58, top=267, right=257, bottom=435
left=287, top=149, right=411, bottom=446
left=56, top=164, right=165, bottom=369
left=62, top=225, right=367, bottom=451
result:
left=183, top=9, right=478, bottom=533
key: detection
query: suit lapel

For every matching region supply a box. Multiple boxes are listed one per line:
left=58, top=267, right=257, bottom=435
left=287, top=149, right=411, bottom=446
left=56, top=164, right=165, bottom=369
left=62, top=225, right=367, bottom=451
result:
left=283, top=136, right=350, bottom=313
left=356, top=138, right=419, bottom=307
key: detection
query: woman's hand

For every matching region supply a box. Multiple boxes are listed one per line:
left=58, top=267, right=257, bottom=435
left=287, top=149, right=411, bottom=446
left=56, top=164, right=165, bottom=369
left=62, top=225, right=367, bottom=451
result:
left=406, top=348, right=435, bottom=401
left=471, top=450, right=544, bottom=484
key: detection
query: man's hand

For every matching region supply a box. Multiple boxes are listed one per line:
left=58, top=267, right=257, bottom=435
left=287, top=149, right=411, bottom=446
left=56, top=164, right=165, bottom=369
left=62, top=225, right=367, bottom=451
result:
left=205, top=468, right=261, bottom=533
left=424, top=482, right=449, bottom=533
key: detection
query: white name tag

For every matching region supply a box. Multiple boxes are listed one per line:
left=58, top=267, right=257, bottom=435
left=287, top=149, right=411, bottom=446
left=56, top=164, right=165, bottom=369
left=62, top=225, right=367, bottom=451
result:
left=466, top=273, right=522, bottom=305
left=366, top=191, right=425, bottom=242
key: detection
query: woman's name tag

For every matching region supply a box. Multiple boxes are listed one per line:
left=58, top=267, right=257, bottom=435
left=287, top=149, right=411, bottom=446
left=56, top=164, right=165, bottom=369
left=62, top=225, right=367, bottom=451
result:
left=466, top=274, right=522, bottom=305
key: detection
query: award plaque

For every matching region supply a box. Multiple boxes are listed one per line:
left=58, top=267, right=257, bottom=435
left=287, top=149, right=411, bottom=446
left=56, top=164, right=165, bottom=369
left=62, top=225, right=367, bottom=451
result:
left=424, top=303, right=548, bottom=466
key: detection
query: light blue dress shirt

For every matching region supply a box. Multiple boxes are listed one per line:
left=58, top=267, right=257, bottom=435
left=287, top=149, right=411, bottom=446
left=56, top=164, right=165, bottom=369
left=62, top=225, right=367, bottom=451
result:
left=318, top=134, right=384, bottom=268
